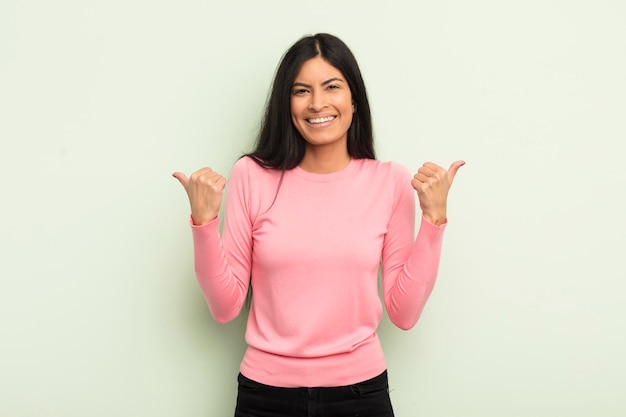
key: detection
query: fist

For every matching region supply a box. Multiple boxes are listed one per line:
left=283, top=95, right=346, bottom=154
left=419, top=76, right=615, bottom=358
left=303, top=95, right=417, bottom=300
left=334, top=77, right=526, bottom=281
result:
left=172, top=168, right=226, bottom=225
left=411, top=160, right=465, bottom=226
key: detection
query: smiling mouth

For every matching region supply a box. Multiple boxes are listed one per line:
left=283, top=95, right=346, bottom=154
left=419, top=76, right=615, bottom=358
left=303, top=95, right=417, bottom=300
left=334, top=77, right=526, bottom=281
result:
left=307, top=116, right=336, bottom=124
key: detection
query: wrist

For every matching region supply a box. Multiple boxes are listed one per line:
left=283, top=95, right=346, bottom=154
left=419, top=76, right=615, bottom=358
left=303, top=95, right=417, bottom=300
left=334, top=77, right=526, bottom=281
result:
left=422, top=211, right=446, bottom=226
left=191, top=213, right=218, bottom=226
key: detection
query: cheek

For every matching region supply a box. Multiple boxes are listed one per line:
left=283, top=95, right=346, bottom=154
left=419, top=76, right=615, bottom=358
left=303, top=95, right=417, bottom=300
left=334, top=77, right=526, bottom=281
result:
left=290, top=99, right=305, bottom=121
left=289, top=101, right=298, bottom=124
left=290, top=110, right=300, bottom=129
left=339, top=94, right=354, bottom=114
left=290, top=111, right=305, bottom=137
left=346, top=113, right=354, bottom=129
left=289, top=100, right=296, bottom=117
left=341, top=98, right=352, bottom=113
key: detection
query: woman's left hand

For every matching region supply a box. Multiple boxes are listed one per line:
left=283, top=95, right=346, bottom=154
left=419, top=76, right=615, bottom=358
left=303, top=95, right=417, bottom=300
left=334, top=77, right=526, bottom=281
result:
left=411, top=160, right=465, bottom=226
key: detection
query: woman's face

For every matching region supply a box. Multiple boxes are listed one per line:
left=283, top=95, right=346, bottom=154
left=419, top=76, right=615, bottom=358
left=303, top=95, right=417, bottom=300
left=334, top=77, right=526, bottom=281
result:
left=290, top=57, right=354, bottom=152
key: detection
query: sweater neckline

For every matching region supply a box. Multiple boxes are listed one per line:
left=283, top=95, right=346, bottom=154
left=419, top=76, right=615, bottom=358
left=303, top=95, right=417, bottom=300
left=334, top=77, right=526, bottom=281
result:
left=292, top=159, right=361, bottom=182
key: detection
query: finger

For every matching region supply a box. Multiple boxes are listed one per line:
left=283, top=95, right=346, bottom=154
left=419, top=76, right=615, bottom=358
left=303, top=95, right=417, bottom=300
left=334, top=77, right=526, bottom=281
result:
left=172, top=172, right=189, bottom=189
left=202, top=172, right=226, bottom=189
left=422, top=162, right=443, bottom=172
left=413, top=172, right=431, bottom=184
left=422, top=162, right=449, bottom=179
left=447, top=160, right=466, bottom=184
left=411, top=178, right=423, bottom=192
left=215, top=176, right=227, bottom=192
left=417, top=166, right=435, bottom=177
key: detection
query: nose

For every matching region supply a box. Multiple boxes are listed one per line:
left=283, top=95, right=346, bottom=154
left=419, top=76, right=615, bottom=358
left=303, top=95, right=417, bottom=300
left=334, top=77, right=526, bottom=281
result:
left=308, top=90, right=327, bottom=112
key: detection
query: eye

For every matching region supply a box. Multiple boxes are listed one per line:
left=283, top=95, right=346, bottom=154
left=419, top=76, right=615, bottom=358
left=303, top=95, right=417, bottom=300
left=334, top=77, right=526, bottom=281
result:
left=327, top=84, right=340, bottom=90
left=292, top=88, right=308, bottom=95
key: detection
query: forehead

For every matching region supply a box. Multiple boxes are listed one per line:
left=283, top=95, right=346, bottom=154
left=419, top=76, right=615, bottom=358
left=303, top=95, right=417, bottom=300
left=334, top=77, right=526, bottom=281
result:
left=294, top=57, right=345, bottom=82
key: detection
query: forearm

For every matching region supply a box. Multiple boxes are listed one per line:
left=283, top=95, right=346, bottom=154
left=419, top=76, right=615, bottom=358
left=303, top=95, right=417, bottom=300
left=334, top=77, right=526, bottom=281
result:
left=384, top=217, right=446, bottom=330
left=191, top=218, right=249, bottom=323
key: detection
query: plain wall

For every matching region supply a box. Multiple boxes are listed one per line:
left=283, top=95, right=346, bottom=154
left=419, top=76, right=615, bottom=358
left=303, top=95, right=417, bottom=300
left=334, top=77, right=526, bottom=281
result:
left=1, top=0, right=625, bottom=416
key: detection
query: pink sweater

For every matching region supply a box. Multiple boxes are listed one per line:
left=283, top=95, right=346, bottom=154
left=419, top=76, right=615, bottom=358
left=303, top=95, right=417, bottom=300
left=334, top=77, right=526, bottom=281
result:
left=191, top=156, right=446, bottom=387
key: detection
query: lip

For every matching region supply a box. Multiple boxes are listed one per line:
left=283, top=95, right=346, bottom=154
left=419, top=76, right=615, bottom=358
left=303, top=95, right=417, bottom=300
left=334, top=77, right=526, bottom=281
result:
left=306, top=115, right=336, bottom=127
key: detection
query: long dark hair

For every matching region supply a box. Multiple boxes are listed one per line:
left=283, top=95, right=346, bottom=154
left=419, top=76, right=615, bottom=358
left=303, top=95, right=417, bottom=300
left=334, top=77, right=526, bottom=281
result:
left=245, top=33, right=375, bottom=169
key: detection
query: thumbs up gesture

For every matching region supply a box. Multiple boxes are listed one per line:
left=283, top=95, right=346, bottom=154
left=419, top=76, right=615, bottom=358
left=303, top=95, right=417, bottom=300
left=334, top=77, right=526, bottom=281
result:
left=411, top=161, right=465, bottom=226
left=172, top=168, right=226, bottom=225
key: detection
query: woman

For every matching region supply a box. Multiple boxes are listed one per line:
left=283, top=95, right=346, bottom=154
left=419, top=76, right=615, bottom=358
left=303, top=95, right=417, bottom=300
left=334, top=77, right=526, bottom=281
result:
left=173, top=33, right=463, bottom=417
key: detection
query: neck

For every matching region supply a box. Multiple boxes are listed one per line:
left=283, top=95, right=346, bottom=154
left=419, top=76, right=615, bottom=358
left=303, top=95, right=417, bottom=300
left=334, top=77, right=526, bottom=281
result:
left=299, top=146, right=351, bottom=174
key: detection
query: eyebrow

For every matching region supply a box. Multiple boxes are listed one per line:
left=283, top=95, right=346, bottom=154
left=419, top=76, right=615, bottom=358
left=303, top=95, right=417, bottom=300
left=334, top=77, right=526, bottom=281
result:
left=292, top=77, right=345, bottom=88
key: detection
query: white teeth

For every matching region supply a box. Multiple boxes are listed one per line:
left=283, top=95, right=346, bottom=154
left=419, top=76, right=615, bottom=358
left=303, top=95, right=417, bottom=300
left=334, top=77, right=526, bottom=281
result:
left=308, top=116, right=335, bottom=124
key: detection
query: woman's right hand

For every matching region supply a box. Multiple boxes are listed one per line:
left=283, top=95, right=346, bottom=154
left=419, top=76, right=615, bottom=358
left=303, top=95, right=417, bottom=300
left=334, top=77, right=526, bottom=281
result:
left=172, top=168, right=226, bottom=225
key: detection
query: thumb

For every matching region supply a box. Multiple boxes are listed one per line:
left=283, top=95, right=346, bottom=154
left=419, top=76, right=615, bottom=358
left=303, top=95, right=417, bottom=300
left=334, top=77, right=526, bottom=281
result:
left=447, top=160, right=466, bottom=184
left=172, top=172, right=189, bottom=190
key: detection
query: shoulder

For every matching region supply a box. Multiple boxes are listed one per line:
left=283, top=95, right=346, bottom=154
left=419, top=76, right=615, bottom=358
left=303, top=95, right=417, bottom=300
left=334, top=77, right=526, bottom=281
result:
left=357, top=159, right=412, bottom=180
left=231, top=156, right=277, bottom=176
left=230, top=156, right=282, bottom=190
left=358, top=160, right=414, bottom=205
left=231, top=156, right=257, bottom=175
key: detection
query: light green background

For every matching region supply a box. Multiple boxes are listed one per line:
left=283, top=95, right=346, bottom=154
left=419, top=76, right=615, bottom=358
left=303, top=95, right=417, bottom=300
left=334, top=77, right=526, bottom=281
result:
left=1, top=0, right=625, bottom=416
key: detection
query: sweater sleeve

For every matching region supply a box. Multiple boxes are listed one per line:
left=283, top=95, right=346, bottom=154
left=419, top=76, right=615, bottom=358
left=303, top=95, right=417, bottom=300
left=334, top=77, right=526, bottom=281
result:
left=381, top=165, right=447, bottom=330
left=190, top=159, right=253, bottom=323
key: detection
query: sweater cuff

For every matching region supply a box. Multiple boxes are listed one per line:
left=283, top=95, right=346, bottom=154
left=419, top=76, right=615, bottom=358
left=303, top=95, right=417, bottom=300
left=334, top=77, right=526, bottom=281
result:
left=416, top=216, right=447, bottom=248
left=420, top=215, right=447, bottom=230
left=189, top=215, right=220, bottom=239
left=189, top=215, right=219, bottom=228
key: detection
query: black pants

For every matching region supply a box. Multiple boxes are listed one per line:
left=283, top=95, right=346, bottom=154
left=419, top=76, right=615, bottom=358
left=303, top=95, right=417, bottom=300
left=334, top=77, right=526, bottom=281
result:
left=234, top=370, right=395, bottom=417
